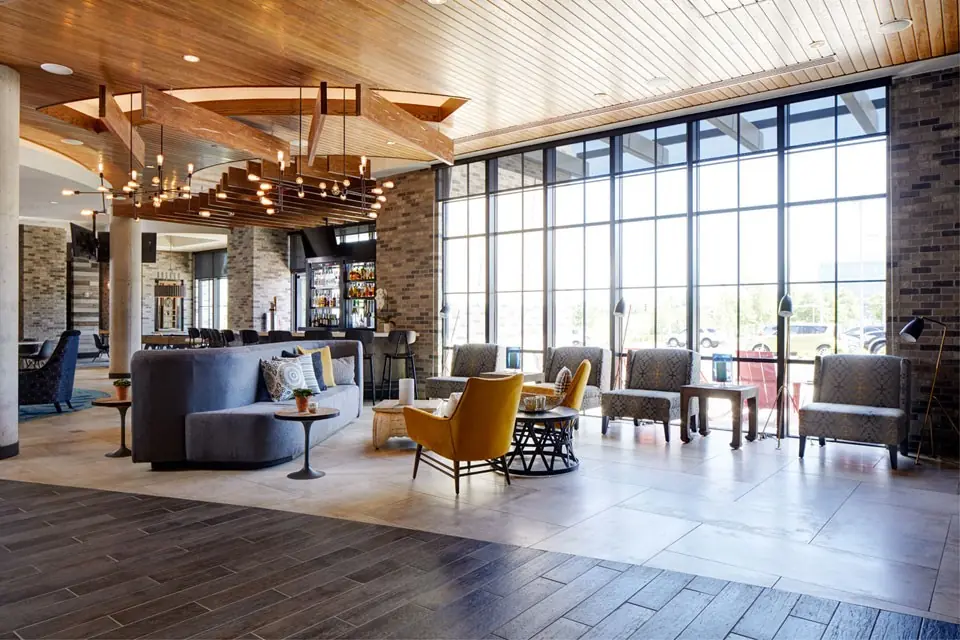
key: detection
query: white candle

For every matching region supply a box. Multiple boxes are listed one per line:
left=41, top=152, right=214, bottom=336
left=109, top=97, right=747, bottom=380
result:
left=398, top=378, right=415, bottom=406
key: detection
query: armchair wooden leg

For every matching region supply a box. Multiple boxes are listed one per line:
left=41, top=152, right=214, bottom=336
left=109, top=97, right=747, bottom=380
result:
left=500, top=457, right=511, bottom=486
left=453, top=460, right=460, bottom=495
left=888, top=445, right=898, bottom=470
left=662, top=420, right=670, bottom=443
left=799, top=435, right=807, bottom=458
left=54, top=402, right=62, bottom=414
left=633, top=418, right=640, bottom=427
left=602, top=416, right=610, bottom=434
left=413, top=445, right=423, bottom=479
left=66, top=400, right=74, bottom=410
left=818, top=436, right=826, bottom=447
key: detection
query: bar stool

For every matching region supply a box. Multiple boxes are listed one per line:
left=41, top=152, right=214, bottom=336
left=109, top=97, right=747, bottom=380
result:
left=380, top=330, right=418, bottom=400
left=345, top=329, right=377, bottom=403
left=305, top=329, right=334, bottom=340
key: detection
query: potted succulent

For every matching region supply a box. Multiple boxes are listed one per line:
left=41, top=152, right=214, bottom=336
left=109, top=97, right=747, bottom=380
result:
left=292, top=388, right=314, bottom=413
left=113, top=378, right=131, bottom=401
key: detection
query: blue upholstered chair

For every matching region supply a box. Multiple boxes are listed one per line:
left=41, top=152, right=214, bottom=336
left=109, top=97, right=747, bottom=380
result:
left=425, top=343, right=505, bottom=399
left=18, top=330, right=81, bottom=413
left=600, top=348, right=700, bottom=441
left=799, top=354, right=911, bottom=469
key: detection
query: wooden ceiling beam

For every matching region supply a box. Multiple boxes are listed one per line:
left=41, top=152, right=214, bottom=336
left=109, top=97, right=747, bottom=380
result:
left=38, top=105, right=106, bottom=134
left=306, top=81, right=327, bottom=165
left=140, top=86, right=289, bottom=160
left=99, top=85, right=146, bottom=167
left=358, top=84, right=454, bottom=165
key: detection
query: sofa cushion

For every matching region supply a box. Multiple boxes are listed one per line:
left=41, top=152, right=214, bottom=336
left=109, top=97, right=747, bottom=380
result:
left=185, top=385, right=360, bottom=463
left=799, top=402, right=905, bottom=445
left=333, top=356, right=356, bottom=385
left=298, top=345, right=336, bottom=388
left=601, top=389, right=687, bottom=422
left=281, top=350, right=326, bottom=393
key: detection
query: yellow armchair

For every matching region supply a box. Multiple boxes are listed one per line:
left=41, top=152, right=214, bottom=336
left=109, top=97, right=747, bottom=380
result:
left=521, top=359, right=591, bottom=412
left=403, top=374, right=524, bottom=494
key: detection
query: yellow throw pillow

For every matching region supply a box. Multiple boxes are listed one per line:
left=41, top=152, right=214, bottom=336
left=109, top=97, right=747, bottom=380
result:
left=297, top=345, right=335, bottom=387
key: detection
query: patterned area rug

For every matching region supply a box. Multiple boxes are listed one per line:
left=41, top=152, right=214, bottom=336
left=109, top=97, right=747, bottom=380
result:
left=18, top=388, right=110, bottom=422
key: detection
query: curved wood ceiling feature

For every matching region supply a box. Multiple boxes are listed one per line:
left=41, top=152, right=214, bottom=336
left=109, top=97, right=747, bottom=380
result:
left=1, top=0, right=956, bottom=191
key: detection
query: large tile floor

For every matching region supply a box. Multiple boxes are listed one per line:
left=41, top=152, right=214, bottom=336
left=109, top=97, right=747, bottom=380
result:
left=1, top=368, right=957, bottom=624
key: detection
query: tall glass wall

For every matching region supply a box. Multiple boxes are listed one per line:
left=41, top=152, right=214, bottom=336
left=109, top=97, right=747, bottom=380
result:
left=438, top=84, right=889, bottom=430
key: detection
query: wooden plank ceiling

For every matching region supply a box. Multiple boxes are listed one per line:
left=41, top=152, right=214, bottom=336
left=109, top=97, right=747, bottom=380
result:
left=1, top=0, right=956, bottom=227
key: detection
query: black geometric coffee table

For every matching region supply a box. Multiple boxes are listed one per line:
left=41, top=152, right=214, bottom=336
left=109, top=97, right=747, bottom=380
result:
left=496, top=406, right=580, bottom=476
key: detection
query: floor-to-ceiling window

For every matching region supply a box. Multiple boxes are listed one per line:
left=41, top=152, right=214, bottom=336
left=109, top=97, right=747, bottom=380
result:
left=193, top=249, right=228, bottom=330
left=437, top=83, right=888, bottom=432
left=438, top=161, right=487, bottom=372
left=617, top=125, right=689, bottom=352
left=784, top=87, right=888, bottom=432
left=492, top=151, right=545, bottom=372
left=549, top=138, right=612, bottom=351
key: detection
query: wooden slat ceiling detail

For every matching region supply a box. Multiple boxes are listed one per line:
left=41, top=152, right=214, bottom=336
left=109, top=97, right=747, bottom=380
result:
left=2, top=0, right=956, bottom=184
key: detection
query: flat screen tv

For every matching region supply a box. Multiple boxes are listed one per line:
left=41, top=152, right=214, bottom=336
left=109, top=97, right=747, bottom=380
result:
left=69, top=223, right=98, bottom=262
left=96, top=232, right=157, bottom=263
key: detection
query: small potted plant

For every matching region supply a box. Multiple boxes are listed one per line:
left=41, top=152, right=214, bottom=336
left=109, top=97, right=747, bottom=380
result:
left=292, top=388, right=314, bottom=413
left=113, top=378, right=131, bottom=401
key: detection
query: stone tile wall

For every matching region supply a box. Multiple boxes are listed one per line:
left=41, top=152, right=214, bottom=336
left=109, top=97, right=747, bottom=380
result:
left=18, top=225, right=67, bottom=340
left=141, top=250, right=194, bottom=334
left=227, top=227, right=291, bottom=331
left=888, top=67, right=960, bottom=457
left=68, top=257, right=100, bottom=356
left=376, top=168, right=440, bottom=380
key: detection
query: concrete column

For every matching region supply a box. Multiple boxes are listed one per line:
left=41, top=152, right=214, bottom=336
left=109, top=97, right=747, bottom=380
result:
left=109, top=216, right=141, bottom=378
left=0, top=66, right=19, bottom=459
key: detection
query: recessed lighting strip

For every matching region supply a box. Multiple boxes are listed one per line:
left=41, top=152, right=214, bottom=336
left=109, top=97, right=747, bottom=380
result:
left=455, top=55, right=839, bottom=144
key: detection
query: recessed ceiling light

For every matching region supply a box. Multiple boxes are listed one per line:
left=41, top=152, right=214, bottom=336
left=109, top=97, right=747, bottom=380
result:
left=646, top=77, right=671, bottom=89
left=594, top=92, right=608, bottom=98
left=426, top=0, right=447, bottom=4
left=146, top=164, right=156, bottom=169
left=386, top=140, right=396, bottom=145
left=878, top=18, right=912, bottom=34
left=40, top=63, right=73, bottom=75
left=49, top=201, right=58, bottom=205
left=808, top=40, right=827, bottom=49
left=183, top=54, right=200, bottom=63
left=60, top=138, right=84, bottom=146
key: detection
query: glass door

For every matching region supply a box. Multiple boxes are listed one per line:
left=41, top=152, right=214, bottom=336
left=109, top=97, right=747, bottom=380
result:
left=345, top=260, right=376, bottom=329
left=309, top=261, right=342, bottom=328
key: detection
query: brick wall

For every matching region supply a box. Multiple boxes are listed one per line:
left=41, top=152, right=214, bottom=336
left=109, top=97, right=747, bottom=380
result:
left=376, top=168, right=440, bottom=380
left=18, top=225, right=67, bottom=340
left=888, top=67, right=960, bottom=458
left=141, top=250, right=194, bottom=334
left=228, top=227, right=291, bottom=331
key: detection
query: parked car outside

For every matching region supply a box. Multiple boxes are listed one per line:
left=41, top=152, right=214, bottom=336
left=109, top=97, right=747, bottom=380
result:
left=745, top=323, right=836, bottom=359
left=666, top=328, right=724, bottom=349
left=843, top=325, right=886, bottom=354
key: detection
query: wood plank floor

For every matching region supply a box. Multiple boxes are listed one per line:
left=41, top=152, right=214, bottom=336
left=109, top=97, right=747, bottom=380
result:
left=0, top=479, right=956, bottom=640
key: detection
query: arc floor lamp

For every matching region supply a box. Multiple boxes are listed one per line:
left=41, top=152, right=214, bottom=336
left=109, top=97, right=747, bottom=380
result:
left=899, top=316, right=957, bottom=463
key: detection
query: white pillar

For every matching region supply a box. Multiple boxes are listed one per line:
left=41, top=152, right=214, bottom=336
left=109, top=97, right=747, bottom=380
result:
left=0, top=66, right=18, bottom=459
left=109, top=216, right=141, bottom=378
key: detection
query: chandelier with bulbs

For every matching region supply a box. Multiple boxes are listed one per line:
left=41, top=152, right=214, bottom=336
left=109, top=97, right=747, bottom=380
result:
left=60, top=86, right=397, bottom=226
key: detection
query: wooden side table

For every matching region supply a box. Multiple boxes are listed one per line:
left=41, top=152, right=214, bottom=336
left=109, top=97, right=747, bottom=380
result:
left=92, top=397, right=132, bottom=458
left=275, top=408, right=340, bottom=479
left=680, top=384, right=759, bottom=449
left=372, top=399, right=442, bottom=449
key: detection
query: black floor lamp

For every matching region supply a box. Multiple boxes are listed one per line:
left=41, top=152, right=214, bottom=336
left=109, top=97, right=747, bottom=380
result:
left=613, top=297, right=631, bottom=389
left=899, top=316, right=957, bottom=464
left=760, top=292, right=793, bottom=447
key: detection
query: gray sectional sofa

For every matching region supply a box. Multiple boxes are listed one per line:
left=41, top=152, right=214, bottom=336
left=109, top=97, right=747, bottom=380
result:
left=131, top=340, right=362, bottom=469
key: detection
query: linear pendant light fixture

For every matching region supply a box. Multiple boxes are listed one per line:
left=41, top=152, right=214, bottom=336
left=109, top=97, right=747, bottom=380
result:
left=456, top=56, right=840, bottom=144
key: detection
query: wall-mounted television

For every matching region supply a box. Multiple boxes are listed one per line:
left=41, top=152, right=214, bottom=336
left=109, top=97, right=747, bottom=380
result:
left=69, top=223, right=98, bottom=262
left=96, top=231, right=158, bottom=263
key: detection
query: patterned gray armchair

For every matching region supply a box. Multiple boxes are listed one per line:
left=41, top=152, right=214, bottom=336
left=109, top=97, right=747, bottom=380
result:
left=425, top=343, right=505, bottom=399
left=799, top=354, right=911, bottom=469
left=600, top=348, right=700, bottom=441
left=541, top=346, right=612, bottom=410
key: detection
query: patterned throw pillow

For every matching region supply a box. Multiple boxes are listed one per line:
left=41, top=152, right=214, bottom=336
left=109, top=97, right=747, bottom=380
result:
left=297, top=345, right=335, bottom=388
left=332, top=356, right=356, bottom=385
left=280, top=351, right=324, bottom=394
left=260, top=358, right=307, bottom=402
left=555, top=366, right=572, bottom=395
